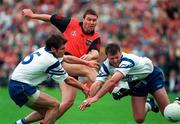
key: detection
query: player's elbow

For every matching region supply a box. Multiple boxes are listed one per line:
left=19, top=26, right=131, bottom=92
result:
left=60, top=99, right=74, bottom=109
left=93, top=53, right=99, bottom=60
left=90, top=50, right=99, bottom=60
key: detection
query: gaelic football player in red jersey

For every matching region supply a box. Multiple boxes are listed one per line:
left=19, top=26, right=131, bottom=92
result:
left=22, top=8, right=100, bottom=124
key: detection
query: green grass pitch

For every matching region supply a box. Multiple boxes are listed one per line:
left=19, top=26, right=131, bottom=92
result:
left=0, top=87, right=179, bottom=124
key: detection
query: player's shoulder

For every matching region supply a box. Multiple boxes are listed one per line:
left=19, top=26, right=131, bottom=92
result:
left=58, top=56, right=64, bottom=63
left=121, top=52, right=139, bottom=61
left=122, top=52, right=135, bottom=58
left=71, top=17, right=78, bottom=21
left=94, top=31, right=100, bottom=37
left=69, top=17, right=79, bottom=24
left=101, top=58, right=110, bottom=68
left=103, top=58, right=109, bottom=65
left=36, top=47, right=46, bottom=53
left=39, top=47, right=59, bottom=64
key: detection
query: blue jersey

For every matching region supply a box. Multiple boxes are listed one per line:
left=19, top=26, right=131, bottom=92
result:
left=11, top=47, right=68, bottom=86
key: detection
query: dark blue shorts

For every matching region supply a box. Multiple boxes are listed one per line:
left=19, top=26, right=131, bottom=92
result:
left=128, top=66, right=165, bottom=96
left=8, top=80, right=37, bottom=107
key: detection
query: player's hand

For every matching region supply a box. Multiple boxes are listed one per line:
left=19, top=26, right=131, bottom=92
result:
left=80, top=54, right=91, bottom=61
left=22, top=9, right=34, bottom=18
left=79, top=99, right=90, bottom=111
left=86, top=60, right=100, bottom=69
left=79, top=97, right=98, bottom=111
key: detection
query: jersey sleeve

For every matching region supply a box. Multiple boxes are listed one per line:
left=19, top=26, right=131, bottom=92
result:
left=96, top=63, right=110, bottom=83
left=50, top=14, right=71, bottom=33
left=58, top=56, right=64, bottom=62
left=88, top=37, right=101, bottom=52
left=45, top=61, right=68, bottom=83
left=115, top=58, right=135, bottom=76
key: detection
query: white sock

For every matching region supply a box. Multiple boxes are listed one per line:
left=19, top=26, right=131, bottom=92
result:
left=15, top=119, right=25, bottom=124
left=145, top=102, right=151, bottom=112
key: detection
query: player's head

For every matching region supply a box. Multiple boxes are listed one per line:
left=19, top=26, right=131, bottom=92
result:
left=105, top=43, right=122, bottom=67
left=45, top=34, right=67, bottom=58
left=82, top=9, right=98, bottom=34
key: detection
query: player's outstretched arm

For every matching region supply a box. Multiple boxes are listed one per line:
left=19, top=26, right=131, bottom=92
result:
left=22, top=9, right=51, bottom=22
left=80, top=50, right=99, bottom=61
left=89, top=80, right=103, bottom=97
left=79, top=97, right=98, bottom=111
left=79, top=71, right=124, bottom=111
left=94, top=71, right=124, bottom=100
left=63, top=55, right=99, bottom=68
left=79, top=81, right=103, bottom=111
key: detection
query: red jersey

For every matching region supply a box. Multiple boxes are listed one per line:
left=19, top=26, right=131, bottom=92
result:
left=50, top=15, right=100, bottom=58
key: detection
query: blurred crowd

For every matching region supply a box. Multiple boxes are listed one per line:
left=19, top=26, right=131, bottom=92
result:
left=0, top=0, right=180, bottom=92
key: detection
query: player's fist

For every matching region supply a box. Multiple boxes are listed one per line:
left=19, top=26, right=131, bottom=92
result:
left=22, top=9, right=34, bottom=18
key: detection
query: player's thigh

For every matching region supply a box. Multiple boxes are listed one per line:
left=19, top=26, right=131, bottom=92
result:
left=153, top=87, right=170, bottom=113
left=131, top=96, right=147, bottom=119
left=27, top=91, right=59, bottom=111
left=59, top=82, right=77, bottom=102
left=62, top=62, right=92, bottom=76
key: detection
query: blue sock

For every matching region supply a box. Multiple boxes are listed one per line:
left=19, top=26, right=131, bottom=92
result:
left=21, top=119, right=26, bottom=124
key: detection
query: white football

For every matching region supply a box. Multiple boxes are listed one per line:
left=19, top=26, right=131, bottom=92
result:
left=164, top=103, right=180, bottom=122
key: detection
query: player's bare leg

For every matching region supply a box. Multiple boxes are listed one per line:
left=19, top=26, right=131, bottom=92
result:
left=40, top=80, right=86, bottom=124
left=62, top=62, right=97, bottom=82
left=29, top=92, right=60, bottom=124
left=131, top=96, right=147, bottom=124
left=32, top=63, right=96, bottom=124
left=152, top=87, right=170, bottom=115
left=24, top=111, right=44, bottom=123
left=57, top=82, right=77, bottom=118
left=16, top=92, right=60, bottom=124
left=26, top=62, right=97, bottom=124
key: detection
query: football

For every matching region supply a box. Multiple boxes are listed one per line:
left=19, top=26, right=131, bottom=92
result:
left=164, top=103, right=180, bottom=122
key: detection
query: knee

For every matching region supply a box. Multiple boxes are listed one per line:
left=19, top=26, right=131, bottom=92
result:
left=61, top=99, right=74, bottom=109
left=46, top=100, right=60, bottom=112
left=134, top=117, right=145, bottom=124
left=84, top=69, right=96, bottom=82
left=51, top=100, right=60, bottom=109
left=82, top=68, right=90, bottom=76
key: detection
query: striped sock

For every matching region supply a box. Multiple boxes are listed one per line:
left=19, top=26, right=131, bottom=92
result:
left=15, top=119, right=26, bottom=124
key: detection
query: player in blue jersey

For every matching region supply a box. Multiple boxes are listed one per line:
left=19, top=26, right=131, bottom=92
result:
left=80, top=43, right=172, bottom=123
left=9, top=34, right=90, bottom=124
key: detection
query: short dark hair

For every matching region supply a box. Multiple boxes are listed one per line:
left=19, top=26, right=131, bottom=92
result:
left=105, top=43, right=121, bottom=55
left=45, top=34, right=67, bottom=49
left=83, top=9, right=98, bottom=18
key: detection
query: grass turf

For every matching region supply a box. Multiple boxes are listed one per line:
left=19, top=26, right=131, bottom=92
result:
left=0, top=87, right=179, bottom=124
